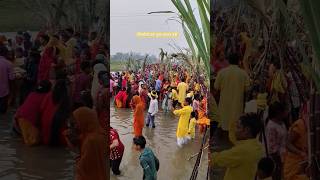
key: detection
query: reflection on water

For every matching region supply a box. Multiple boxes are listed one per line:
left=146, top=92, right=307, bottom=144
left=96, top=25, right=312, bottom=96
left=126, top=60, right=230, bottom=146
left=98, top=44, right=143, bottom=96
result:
left=110, top=101, right=208, bottom=180
left=0, top=109, right=74, bottom=180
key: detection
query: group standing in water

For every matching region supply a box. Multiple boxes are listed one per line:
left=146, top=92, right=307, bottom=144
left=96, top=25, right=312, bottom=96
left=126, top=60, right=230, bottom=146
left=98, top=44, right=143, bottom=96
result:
left=110, top=63, right=210, bottom=178
left=0, top=30, right=110, bottom=180
left=111, top=64, right=210, bottom=146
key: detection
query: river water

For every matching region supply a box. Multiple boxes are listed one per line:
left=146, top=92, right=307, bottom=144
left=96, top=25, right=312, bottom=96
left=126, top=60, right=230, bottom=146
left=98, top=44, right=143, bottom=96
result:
left=0, top=109, right=74, bottom=180
left=0, top=104, right=208, bottom=180
left=110, top=101, right=208, bottom=180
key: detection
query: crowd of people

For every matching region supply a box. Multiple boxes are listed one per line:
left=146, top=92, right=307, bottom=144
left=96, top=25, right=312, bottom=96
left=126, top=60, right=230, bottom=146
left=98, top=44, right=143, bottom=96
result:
left=110, top=63, right=211, bottom=178
left=210, top=8, right=311, bottom=180
left=0, top=30, right=110, bottom=180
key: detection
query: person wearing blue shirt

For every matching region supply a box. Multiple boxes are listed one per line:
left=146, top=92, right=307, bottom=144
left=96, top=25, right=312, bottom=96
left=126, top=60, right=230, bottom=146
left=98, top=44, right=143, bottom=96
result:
left=133, top=136, right=159, bottom=180
left=155, top=78, right=162, bottom=95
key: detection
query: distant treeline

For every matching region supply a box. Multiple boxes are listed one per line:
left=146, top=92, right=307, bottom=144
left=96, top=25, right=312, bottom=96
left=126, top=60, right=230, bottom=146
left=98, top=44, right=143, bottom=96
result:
left=111, top=52, right=157, bottom=62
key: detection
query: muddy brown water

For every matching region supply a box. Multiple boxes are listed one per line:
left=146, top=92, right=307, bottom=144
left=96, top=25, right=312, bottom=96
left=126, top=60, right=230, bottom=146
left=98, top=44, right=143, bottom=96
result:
left=0, top=103, right=208, bottom=180
left=110, top=100, right=208, bottom=180
left=0, top=109, right=75, bottom=180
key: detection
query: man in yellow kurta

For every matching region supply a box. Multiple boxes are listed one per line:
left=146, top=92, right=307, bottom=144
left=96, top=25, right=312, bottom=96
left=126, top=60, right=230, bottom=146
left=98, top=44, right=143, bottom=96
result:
left=214, top=53, right=250, bottom=144
left=171, top=87, right=179, bottom=109
left=177, top=78, right=188, bottom=105
left=210, top=113, right=263, bottom=180
left=194, top=82, right=201, bottom=93
left=173, top=97, right=193, bottom=147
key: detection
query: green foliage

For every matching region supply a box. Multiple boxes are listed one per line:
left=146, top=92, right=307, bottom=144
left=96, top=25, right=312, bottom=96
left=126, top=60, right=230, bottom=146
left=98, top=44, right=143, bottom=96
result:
left=299, top=0, right=320, bottom=90
left=171, top=0, right=210, bottom=77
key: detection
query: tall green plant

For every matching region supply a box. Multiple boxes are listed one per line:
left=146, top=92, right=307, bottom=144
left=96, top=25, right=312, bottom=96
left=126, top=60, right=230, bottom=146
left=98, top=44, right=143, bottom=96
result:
left=299, top=0, right=320, bottom=91
left=171, top=0, right=210, bottom=77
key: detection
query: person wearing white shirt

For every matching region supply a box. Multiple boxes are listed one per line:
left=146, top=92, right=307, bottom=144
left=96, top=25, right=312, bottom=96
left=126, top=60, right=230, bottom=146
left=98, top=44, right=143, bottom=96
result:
left=146, top=91, right=158, bottom=128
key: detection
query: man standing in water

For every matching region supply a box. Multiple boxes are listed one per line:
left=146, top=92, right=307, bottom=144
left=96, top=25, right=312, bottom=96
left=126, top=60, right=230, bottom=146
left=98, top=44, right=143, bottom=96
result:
left=133, top=136, right=159, bottom=180
left=214, top=53, right=250, bottom=144
left=173, top=97, right=193, bottom=147
left=146, top=91, right=158, bottom=128
left=177, top=77, right=188, bottom=107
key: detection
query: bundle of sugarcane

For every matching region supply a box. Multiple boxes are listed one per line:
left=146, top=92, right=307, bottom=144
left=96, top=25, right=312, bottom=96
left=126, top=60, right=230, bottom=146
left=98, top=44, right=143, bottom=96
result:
left=285, top=47, right=310, bottom=102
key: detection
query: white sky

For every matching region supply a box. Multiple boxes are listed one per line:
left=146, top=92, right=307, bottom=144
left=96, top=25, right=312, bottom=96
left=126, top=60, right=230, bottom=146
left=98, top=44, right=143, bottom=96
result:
left=110, top=0, right=199, bottom=56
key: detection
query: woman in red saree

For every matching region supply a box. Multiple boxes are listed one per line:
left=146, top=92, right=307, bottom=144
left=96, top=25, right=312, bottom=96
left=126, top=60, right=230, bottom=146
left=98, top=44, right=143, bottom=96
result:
left=37, top=45, right=55, bottom=82
left=37, top=36, right=59, bottom=82
left=14, top=80, right=52, bottom=146
left=73, top=107, right=108, bottom=180
left=110, top=127, right=124, bottom=175
left=122, top=76, right=127, bottom=89
left=114, top=87, right=128, bottom=108
left=40, top=79, right=70, bottom=146
left=140, top=84, right=148, bottom=109
left=131, top=95, right=145, bottom=137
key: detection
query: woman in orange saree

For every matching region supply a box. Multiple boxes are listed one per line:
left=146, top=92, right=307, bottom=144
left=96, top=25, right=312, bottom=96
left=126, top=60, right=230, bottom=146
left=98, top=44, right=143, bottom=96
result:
left=197, top=96, right=210, bottom=134
left=73, top=107, right=107, bottom=180
left=283, top=117, right=308, bottom=180
left=131, top=95, right=145, bottom=137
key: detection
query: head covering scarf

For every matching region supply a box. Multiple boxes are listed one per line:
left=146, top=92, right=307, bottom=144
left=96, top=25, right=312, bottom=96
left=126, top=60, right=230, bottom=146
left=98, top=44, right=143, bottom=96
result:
left=91, top=63, right=107, bottom=105
left=131, top=95, right=144, bottom=137
left=73, top=107, right=107, bottom=180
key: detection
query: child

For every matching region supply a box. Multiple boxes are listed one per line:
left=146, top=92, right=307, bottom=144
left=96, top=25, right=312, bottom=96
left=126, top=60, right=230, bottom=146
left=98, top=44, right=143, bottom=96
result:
left=173, top=97, right=193, bottom=147
left=133, top=136, right=159, bottom=180
left=146, top=91, right=158, bottom=128
left=187, top=111, right=198, bottom=139
left=192, top=94, right=200, bottom=112
left=171, top=86, right=179, bottom=109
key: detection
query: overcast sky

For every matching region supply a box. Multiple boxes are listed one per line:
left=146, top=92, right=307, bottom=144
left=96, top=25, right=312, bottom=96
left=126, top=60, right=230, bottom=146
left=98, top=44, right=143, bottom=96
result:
left=110, top=0, right=199, bottom=56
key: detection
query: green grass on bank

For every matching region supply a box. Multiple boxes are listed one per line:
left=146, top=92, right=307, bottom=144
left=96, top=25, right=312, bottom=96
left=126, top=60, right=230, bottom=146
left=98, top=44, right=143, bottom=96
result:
left=0, top=0, right=43, bottom=32
left=110, top=61, right=126, bottom=72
